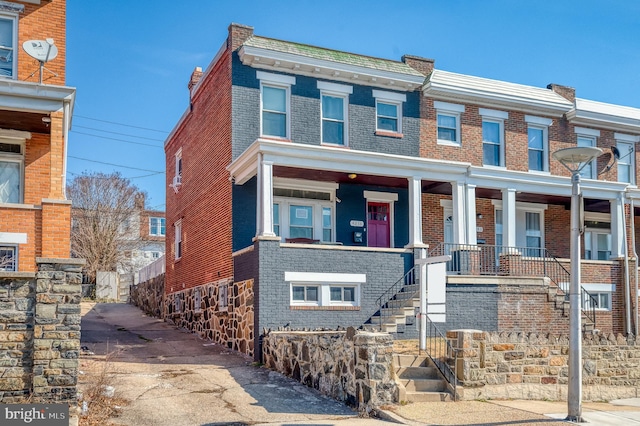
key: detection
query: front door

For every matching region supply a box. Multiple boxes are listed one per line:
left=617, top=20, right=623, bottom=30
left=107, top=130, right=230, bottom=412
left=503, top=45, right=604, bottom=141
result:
left=368, top=202, right=390, bottom=247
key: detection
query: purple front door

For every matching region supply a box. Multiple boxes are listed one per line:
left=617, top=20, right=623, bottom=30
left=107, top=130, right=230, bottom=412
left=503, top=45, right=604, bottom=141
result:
left=367, top=202, right=390, bottom=248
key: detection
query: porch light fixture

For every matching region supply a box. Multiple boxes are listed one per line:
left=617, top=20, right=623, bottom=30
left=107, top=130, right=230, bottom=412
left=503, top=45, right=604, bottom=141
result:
left=552, top=146, right=602, bottom=423
left=348, top=173, right=357, bottom=179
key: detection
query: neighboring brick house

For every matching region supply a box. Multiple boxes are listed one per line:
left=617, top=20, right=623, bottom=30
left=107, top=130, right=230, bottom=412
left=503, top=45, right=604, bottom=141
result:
left=0, top=0, right=75, bottom=273
left=164, top=24, right=640, bottom=359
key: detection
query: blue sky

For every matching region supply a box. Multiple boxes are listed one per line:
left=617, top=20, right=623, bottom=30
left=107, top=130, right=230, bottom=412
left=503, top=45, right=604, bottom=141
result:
left=66, top=1, right=640, bottom=211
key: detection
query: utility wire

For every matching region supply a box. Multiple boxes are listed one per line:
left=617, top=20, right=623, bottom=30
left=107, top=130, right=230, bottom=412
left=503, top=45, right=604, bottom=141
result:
left=70, top=130, right=164, bottom=148
left=74, top=125, right=166, bottom=142
left=68, top=156, right=164, bottom=173
left=74, top=114, right=170, bottom=134
left=67, top=170, right=163, bottom=180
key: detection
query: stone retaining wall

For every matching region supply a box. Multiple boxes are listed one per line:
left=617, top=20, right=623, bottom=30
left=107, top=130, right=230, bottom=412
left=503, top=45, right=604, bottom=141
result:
left=130, top=273, right=164, bottom=318
left=262, top=328, right=398, bottom=410
left=448, top=330, right=640, bottom=401
left=0, top=258, right=84, bottom=403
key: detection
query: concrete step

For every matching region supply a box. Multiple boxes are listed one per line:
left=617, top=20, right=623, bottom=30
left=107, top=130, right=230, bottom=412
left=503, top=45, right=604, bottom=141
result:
left=386, top=298, right=420, bottom=309
left=369, top=314, right=405, bottom=325
left=396, top=366, right=439, bottom=379
left=380, top=306, right=415, bottom=318
left=399, top=378, right=447, bottom=392
left=394, top=354, right=430, bottom=368
left=404, top=391, right=452, bottom=402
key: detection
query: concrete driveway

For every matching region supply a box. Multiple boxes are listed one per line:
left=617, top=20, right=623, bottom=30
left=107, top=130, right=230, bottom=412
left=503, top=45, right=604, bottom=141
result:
left=80, top=302, right=390, bottom=426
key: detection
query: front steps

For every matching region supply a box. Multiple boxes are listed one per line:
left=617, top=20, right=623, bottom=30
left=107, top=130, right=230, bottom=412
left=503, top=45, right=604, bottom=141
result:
left=394, top=354, right=454, bottom=402
left=367, top=284, right=420, bottom=335
left=547, top=286, right=596, bottom=332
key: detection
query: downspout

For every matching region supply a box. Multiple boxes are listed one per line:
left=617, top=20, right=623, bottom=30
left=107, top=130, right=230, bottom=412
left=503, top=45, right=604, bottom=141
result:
left=61, top=99, right=71, bottom=200
left=622, top=192, right=632, bottom=335
left=631, top=198, right=639, bottom=336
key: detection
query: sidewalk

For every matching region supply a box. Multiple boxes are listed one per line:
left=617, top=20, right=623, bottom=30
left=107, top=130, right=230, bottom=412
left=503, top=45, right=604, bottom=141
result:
left=387, top=398, right=640, bottom=425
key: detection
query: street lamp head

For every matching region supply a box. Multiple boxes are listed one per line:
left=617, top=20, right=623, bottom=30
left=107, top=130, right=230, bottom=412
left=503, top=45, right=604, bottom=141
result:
left=553, top=146, right=603, bottom=173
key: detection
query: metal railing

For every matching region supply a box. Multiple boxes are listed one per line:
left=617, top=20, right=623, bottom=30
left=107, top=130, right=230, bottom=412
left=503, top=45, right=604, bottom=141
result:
left=423, top=314, right=459, bottom=401
left=374, top=266, right=417, bottom=331
left=428, top=243, right=597, bottom=326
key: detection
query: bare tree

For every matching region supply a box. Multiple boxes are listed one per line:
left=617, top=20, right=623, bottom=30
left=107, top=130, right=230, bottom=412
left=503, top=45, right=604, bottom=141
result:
left=67, top=172, right=147, bottom=281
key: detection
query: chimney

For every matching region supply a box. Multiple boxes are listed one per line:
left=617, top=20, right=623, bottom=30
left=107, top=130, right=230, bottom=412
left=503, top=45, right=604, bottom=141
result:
left=188, top=66, right=203, bottom=99
left=134, top=193, right=145, bottom=210
left=228, top=23, right=254, bottom=52
left=547, top=83, right=576, bottom=103
left=402, top=55, right=435, bottom=77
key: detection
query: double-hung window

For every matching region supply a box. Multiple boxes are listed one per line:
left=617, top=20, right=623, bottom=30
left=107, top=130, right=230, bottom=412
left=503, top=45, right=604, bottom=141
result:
left=258, top=71, right=295, bottom=139
left=579, top=284, right=614, bottom=311
left=480, top=108, right=507, bottom=167
left=0, top=245, right=16, bottom=271
left=372, top=90, right=405, bottom=135
left=174, top=220, right=182, bottom=260
left=575, top=127, right=600, bottom=180
left=149, top=217, right=166, bottom=236
left=273, top=178, right=337, bottom=243
left=525, top=115, right=552, bottom=172
left=0, top=15, right=17, bottom=78
left=615, top=133, right=639, bottom=184
left=0, top=136, right=26, bottom=204
left=318, top=81, right=352, bottom=146
left=583, top=214, right=611, bottom=260
left=173, top=148, right=182, bottom=188
left=435, top=101, right=464, bottom=146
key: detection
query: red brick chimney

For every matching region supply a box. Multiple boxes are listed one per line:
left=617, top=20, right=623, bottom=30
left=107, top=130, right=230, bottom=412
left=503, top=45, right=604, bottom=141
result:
left=547, top=83, right=576, bottom=103
left=402, top=55, right=435, bottom=76
left=188, top=66, right=203, bottom=99
left=228, top=23, right=254, bottom=52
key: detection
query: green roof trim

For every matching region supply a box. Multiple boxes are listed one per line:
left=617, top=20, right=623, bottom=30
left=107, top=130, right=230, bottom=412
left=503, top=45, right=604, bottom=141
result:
left=243, top=36, right=424, bottom=77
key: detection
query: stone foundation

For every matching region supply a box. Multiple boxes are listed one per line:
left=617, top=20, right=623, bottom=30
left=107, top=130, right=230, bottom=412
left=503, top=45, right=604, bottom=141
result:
left=262, top=328, right=398, bottom=410
left=448, top=329, right=640, bottom=401
left=130, top=273, right=164, bottom=318
left=0, top=258, right=84, bottom=404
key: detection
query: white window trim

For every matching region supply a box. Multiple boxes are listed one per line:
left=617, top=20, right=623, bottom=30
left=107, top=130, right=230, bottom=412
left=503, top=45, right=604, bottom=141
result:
left=258, top=71, right=296, bottom=140
left=576, top=133, right=597, bottom=179
left=149, top=217, right=165, bottom=236
left=560, top=283, right=614, bottom=311
left=616, top=139, right=635, bottom=185
left=526, top=123, right=549, bottom=173
left=174, top=219, right=182, bottom=260
left=0, top=244, right=17, bottom=271
left=286, top=272, right=365, bottom=307
left=319, top=82, right=351, bottom=147
left=364, top=190, right=397, bottom=248
left=492, top=201, right=547, bottom=251
left=435, top=101, right=464, bottom=146
left=373, top=90, right=406, bottom=134
left=481, top=117, right=505, bottom=168
left=0, top=136, right=26, bottom=204
left=174, top=148, right=183, bottom=188
left=574, top=127, right=600, bottom=138
left=0, top=13, right=18, bottom=79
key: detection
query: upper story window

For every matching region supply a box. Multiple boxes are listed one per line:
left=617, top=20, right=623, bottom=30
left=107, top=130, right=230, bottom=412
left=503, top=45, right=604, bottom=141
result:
left=149, top=217, right=166, bottom=236
left=318, top=81, right=352, bottom=146
left=480, top=108, right=508, bottom=167
left=435, top=101, right=464, bottom=146
left=615, top=133, right=639, bottom=185
left=257, top=71, right=296, bottom=139
left=525, top=115, right=552, bottom=172
left=575, top=127, right=600, bottom=180
left=0, top=245, right=16, bottom=271
left=0, top=135, right=27, bottom=204
left=174, top=219, right=183, bottom=260
left=372, top=90, right=406, bottom=135
left=0, top=15, right=17, bottom=79
left=173, top=148, right=182, bottom=189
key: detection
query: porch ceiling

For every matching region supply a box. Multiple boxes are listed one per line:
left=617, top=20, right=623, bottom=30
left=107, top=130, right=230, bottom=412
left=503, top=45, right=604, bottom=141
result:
left=0, top=109, right=51, bottom=134
left=273, top=166, right=409, bottom=188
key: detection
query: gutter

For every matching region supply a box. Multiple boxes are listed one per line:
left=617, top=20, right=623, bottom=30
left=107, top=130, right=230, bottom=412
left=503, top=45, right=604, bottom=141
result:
left=631, top=198, right=639, bottom=336
left=622, top=192, right=632, bottom=335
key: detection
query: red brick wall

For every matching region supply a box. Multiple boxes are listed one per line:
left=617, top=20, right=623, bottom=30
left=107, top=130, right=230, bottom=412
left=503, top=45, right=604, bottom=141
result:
left=164, top=46, right=233, bottom=294
left=41, top=201, right=71, bottom=258
left=18, top=0, right=66, bottom=85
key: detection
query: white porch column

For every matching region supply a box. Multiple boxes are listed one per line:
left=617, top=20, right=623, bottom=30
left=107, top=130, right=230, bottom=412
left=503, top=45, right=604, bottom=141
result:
left=407, top=176, right=424, bottom=247
left=256, top=154, right=276, bottom=237
left=502, top=188, right=517, bottom=247
left=610, top=195, right=625, bottom=258
left=465, top=184, right=477, bottom=245
left=451, top=181, right=467, bottom=244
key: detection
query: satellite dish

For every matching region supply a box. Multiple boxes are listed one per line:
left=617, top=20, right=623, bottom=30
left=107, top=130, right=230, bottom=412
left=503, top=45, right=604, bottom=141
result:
left=611, top=146, right=621, bottom=160
left=23, top=40, right=58, bottom=62
left=23, top=39, right=59, bottom=83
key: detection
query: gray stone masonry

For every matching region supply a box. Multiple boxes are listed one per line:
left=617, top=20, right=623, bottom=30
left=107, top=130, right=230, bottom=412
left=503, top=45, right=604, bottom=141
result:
left=0, top=258, right=84, bottom=404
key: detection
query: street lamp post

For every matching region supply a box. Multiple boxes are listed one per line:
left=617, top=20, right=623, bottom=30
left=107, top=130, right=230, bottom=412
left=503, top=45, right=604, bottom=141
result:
left=552, top=146, right=602, bottom=422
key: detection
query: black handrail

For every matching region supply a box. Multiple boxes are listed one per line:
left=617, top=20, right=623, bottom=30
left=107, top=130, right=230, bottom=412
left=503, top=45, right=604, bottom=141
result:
left=428, top=243, right=597, bottom=327
left=374, top=266, right=417, bottom=331
left=423, top=314, right=459, bottom=400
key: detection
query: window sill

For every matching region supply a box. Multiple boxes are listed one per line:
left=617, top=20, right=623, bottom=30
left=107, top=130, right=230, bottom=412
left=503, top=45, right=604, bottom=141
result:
left=260, top=136, right=292, bottom=143
left=527, top=170, right=551, bottom=175
left=321, top=143, right=350, bottom=149
left=375, top=130, right=403, bottom=139
left=290, top=305, right=360, bottom=311
left=437, top=140, right=461, bottom=147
